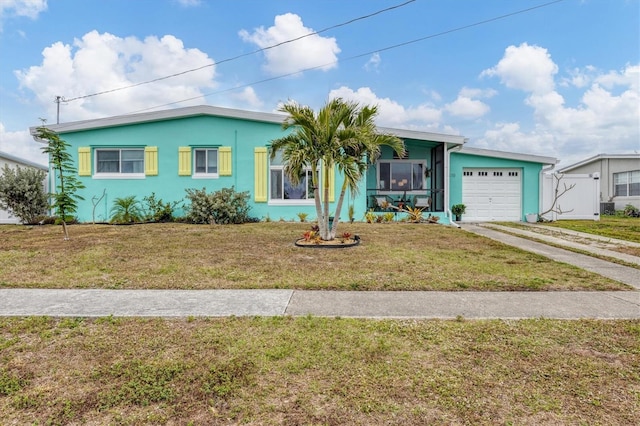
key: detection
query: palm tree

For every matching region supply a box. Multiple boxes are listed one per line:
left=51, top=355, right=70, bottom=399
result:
left=270, top=98, right=404, bottom=240
left=110, top=196, right=143, bottom=224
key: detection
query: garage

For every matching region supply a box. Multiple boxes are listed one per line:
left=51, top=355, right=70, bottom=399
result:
left=462, top=168, right=522, bottom=221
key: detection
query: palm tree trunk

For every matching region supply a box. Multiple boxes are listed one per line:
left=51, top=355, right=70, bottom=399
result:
left=330, top=180, right=349, bottom=239
left=321, top=164, right=331, bottom=240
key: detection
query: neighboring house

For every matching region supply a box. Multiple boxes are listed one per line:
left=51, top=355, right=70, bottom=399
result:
left=30, top=105, right=556, bottom=223
left=0, top=151, right=49, bottom=224
left=559, top=154, right=640, bottom=211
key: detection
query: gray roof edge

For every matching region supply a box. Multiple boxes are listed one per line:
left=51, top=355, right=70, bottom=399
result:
left=29, top=105, right=288, bottom=136
left=0, top=150, right=48, bottom=170
left=558, top=153, right=640, bottom=172
left=377, top=126, right=466, bottom=144
left=457, top=146, right=558, bottom=165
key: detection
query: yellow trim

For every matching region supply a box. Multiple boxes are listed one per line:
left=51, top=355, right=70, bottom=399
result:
left=178, top=147, right=191, bottom=175
left=254, top=147, right=267, bottom=202
left=78, top=147, right=91, bottom=176
left=219, top=146, right=232, bottom=176
left=144, top=146, right=158, bottom=176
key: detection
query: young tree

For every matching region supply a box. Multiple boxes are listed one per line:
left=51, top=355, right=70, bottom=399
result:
left=270, top=98, right=404, bottom=240
left=35, top=123, right=85, bottom=240
left=0, top=164, right=48, bottom=224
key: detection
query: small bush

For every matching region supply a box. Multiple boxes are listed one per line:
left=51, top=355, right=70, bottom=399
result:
left=110, top=196, right=144, bottom=224
left=623, top=204, right=640, bottom=217
left=143, top=193, right=181, bottom=222
left=0, top=164, right=48, bottom=224
left=185, top=186, right=251, bottom=224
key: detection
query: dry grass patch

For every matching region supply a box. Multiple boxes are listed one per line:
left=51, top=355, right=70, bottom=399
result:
left=545, top=216, right=640, bottom=244
left=0, top=222, right=628, bottom=290
left=0, top=316, right=638, bottom=425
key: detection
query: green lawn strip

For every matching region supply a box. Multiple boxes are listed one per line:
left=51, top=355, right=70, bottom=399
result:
left=0, top=317, right=638, bottom=425
left=543, top=217, right=640, bottom=244
left=0, top=223, right=626, bottom=291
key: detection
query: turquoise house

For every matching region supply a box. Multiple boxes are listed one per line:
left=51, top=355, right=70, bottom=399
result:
left=31, top=105, right=556, bottom=224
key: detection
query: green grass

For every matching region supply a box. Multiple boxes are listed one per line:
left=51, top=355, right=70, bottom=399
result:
left=0, top=222, right=628, bottom=291
left=0, top=316, right=638, bottom=425
left=544, top=216, right=640, bottom=243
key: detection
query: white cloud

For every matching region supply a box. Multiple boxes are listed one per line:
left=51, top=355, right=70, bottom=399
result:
left=239, top=13, right=340, bottom=76
left=328, top=86, right=442, bottom=129
left=445, top=87, right=495, bottom=119
left=14, top=31, right=217, bottom=122
left=0, top=0, right=47, bottom=20
left=481, top=43, right=557, bottom=94
left=174, top=0, right=201, bottom=6
left=0, top=122, right=48, bottom=166
left=364, top=53, right=381, bottom=72
left=477, top=44, right=639, bottom=164
left=229, top=86, right=263, bottom=109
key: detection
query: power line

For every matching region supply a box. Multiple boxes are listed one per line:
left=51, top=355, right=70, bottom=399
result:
left=51, top=0, right=566, bottom=129
left=128, top=0, right=567, bottom=114
left=62, top=0, right=416, bottom=103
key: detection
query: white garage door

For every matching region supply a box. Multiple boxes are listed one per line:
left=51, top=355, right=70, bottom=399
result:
left=462, top=168, right=522, bottom=221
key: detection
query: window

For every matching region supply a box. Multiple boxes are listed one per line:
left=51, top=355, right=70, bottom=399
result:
left=378, top=161, right=425, bottom=191
left=96, top=149, right=144, bottom=175
left=194, top=148, right=218, bottom=176
left=614, top=170, right=640, bottom=197
left=269, top=151, right=314, bottom=201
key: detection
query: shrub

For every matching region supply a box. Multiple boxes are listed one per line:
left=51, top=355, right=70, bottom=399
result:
left=623, top=204, right=640, bottom=217
left=110, top=196, right=144, bottom=224
left=143, top=193, right=181, bottom=222
left=0, top=164, right=48, bottom=224
left=185, top=186, right=251, bottom=224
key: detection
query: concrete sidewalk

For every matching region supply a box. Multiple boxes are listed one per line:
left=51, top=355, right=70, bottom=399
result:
left=0, top=289, right=638, bottom=319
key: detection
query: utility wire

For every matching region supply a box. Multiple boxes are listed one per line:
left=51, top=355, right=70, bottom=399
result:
left=62, top=0, right=416, bottom=103
left=51, top=0, right=566, bottom=128
left=129, top=0, right=567, bottom=114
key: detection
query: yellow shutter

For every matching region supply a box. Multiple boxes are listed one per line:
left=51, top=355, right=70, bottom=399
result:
left=78, top=147, right=91, bottom=176
left=178, top=147, right=191, bottom=176
left=254, top=147, right=267, bottom=202
left=219, top=146, right=232, bottom=176
left=144, top=146, right=158, bottom=176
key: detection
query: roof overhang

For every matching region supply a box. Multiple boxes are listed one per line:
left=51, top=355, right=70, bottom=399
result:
left=457, top=146, right=558, bottom=165
left=29, top=104, right=468, bottom=146
left=558, top=153, right=640, bottom=173
left=0, top=150, right=48, bottom=170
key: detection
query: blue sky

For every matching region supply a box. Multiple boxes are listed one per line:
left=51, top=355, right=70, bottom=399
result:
left=1, top=0, right=638, bottom=167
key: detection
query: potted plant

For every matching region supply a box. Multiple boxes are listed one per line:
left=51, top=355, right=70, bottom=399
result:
left=451, top=204, right=466, bottom=221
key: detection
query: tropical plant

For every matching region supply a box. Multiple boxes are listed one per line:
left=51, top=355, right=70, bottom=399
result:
left=143, top=193, right=181, bottom=222
left=297, top=212, right=309, bottom=222
left=110, top=196, right=144, bottom=224
left=451, top=204, right=466, bottom=217
left=365, top=209, right=376, bottom=223
left=270, top=98, right=404, bottom=240
left=0, top=164, right=48, bottom=224
left=36, top=123, right=85, bottom=240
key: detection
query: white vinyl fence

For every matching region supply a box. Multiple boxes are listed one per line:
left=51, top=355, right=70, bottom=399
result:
left=541, top=173, right=600, bottom=221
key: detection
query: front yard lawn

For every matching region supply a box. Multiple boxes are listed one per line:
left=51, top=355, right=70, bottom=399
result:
left=1, top=316, right=638, bottom=425
left=0, top=222, right=628, bottom=291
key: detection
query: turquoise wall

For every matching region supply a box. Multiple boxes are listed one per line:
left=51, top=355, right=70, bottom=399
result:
left=59, top=115, right=367, bottom=223
left=449, top=152, right=544, bottom=220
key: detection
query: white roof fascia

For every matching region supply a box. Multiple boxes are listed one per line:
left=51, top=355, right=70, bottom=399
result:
left=0, top=150, right=48, bottom=170
left=558, top=153, right=640, bottom=172
left=458, top=146, right=557, bottom=165
left=377, top=126, right=466, bottom=145
left=29, top=104, right=467, bottom=145
left=30, top=105, right=288, bottom=138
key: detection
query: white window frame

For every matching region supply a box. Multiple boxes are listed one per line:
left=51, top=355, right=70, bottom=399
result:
left=94, top=148, right=145, bottom=179
left=193, top=148, right=219, bottom=179
left=377, top=159, right=426, bottom=193
left=268, top=166, right=316, bottom=205
left=614, top=170, right=640, bottom=197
